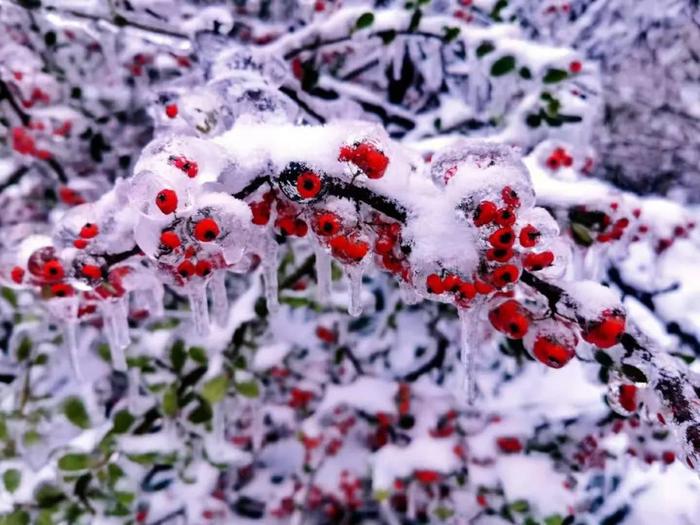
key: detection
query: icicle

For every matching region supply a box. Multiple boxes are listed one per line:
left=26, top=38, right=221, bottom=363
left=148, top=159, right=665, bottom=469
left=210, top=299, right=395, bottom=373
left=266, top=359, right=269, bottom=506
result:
left=116, top=297, right=130, bottom=348
left=262, top=241, right=280, bottom=314
left=347, top=265, right=364, bottom=317
left=62, top=321, right=83, bottom=381
left=213, top=401, right=226, bottom=445
left=210, top=271, right=229, bottom=327
left=313, top=241, right=331, bottom=304
left=127, top=368, right=140, bottom=413
left=458, top=308, right=478, bottom=404
left=189, top=285, right=210, bottom=336
left=103, top=301, right=127, bottom=371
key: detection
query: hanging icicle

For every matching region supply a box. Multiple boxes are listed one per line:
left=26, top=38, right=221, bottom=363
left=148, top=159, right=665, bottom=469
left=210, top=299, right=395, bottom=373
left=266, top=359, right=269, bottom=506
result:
left=313, top=241, right=332, bottom=304
left=210, top=270, right=229, bottom=326
left=457, top=307, right=479, bottom=404
left=347, top=265, right=364, bottom=317
left=188, top=284, right=211, bottom=336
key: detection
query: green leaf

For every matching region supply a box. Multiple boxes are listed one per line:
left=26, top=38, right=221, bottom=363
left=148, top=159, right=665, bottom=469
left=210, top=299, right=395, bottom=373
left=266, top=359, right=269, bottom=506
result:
left=545, top=515, right=564, bottom=525
left=112, top=410, right=135, bottom=434
left=189, top=346, right=208, bottom=365
left=0, top=416, right=7, bottom=441
left=170, top=340, right=187, bottom=374
left=201, top=375, right=229, bottom=404
left=235, top=380, right=260, bottom=399
left=1, top=287, right=17, bottom=307
left=36, top=510, right=54, bottom=525
left=510, top=499, right=530, bottom=513
left=443, top=26, right=460, bottom=43
left=162, top=386, right=178, bottom=417
left=23, top=429, right=40, bottom=445
left=543, top=68, right=569, bottom=83
left=571, top=222, right=594, bottom=247
left=476, top=41, right=495, bottom=58
left=4, top=510, right=29, bottom=525
left=355, top=12, right=375, bottom=29
left=63, top=397, right=90, bottom=429
left=621, top=364, right=648, bottom=384
left=58, top=453, right=90, bottom=471
left=3, top=468, right=21, bottom=493
left=519, top=66, right=532, bottom=79
left=35, top=483, right=65, bottom=508
left=188, top=399, right=213, bottom=424
left=490, top=55, right=516, bottom=76
left=16, top=337, right=31, bottom=361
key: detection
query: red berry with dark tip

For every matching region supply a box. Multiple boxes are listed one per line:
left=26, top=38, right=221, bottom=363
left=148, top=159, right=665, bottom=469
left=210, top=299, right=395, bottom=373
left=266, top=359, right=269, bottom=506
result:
left=80, top=223, right=99, bottom=239
left=532, top=336, right=575, bottom=369
left=523, top=251, right=554, bottom=271
left=491, top=264, right=520, bottom=288
left=81, top=264, right=102, bottom=280
left=156, top=189, right=178, bottom=214
left=160, top=230, right=181, bottom=250
left=177, top=260, right=195, bottom=278
left=582, top=310, right=626, bottom=348
left=488, top=227, right=515, bottom=249
left=473, top=201, right=497, bottom=227
left=519, top=225, right=540, bottom=248
left=495, top=208, right=516, bottom=227
left=10, top=266, right=24, bottom=284
left=426, top=274, right=445, bottom=294
left=296, top=171, right=322, bottom=199
left=193, top=218, right=220, bottom=242
left=51, top=283, right=73, bottom=298
left=74, top=239, right=88, bottom=249
left=43, top=259, right=64, bottom=282
left=316, top=213, right=341, bottom=237
left=195, top=260, right=212, bottom=277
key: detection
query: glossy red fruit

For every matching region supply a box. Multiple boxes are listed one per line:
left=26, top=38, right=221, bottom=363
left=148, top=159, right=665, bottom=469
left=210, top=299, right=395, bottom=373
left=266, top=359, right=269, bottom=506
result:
left=490, top=265, right=520, bottom=288
left=426, top=273, right=445, bottom=294
left=569, top=60, right=582, bottom=73
left=195, top=260, right=212, bottom=277
left=457, top=282, right=476, bottom=300
left=10, top=266, right=24, bottom=284
left=296, top=171, right=322, bottom=199
left=441, top=274, right=461, bottom=293
left=523, top=251, right=554, bottom=271
left=532, top=336, right=575, bottom=368
left=50, top=283, right=73, bottom=298
left=374, top=235, right=395, bottom=255
left=276, top=216, right=296, bottom=236
left=170, top=156, right=198, bottom=178
left=43, top=259, right=64, bottom=282
left=250, top=202, right=271, bottom=225
left=486, top=247, right=514, bottom=262
left=582, top=310, right=626, bottom=348
left=193, top=217, right=220, bottom=242
left=413, top=470, right=440, bottom=484
left=155, top=189, right=178, bottom=214
left=177, top=260, right=195, bottom=278
left=489, top=300, right=529, bottom=339
left=519, top=225, right=540, bottom=247
left=80, top=223, right=99, bottom=239
left=619, top=384, right=637, bottom=412
left=165, top=103, right=178, bottom=118
left=495, top=208, right=516, bottom=227
left=496, top=436, right=523, bottom=454
left=501, top=186, right=520, bottom=208
left=345, top=239, right=369, bottom=260
left=294, top=219, right=308, bottom=237
left=339, top=142, right=389, bottom=179
left=488, top=227, right=515, bottom=249
left=73, top=239, right=88, bottom=249
left=473, top=201, right=497, bottom=227
left=160, top=230, right=181, bottom=250
left=316, top=213, right=341, bottom=236
left=81, top=264, right=102, bottom=280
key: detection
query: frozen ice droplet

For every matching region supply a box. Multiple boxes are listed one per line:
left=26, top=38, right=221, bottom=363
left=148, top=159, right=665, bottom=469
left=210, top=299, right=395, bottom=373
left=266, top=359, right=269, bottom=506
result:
left=458, top=308, right=479, bottom=404
left=313, top=241, right=331, bottom=304
left=188, top=284, right=211, bottom=336
left=347, top=265, right=364, bottom=317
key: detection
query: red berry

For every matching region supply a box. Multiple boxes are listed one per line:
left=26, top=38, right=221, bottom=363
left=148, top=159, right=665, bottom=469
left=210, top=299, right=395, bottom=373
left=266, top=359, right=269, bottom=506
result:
left=80, top=223, right=99, bottom=239
left=250, top=202, right=271, bottom=225
left=662, top=451, right=676, bottom=465
left=10, top=266, right=24, bottom=284
left=489, top=300, right=529, bottom=339
left=546, top=156, right=560, bottom=170
left=297, top=171, right=322, bottom=199
left=491, top=264, right=520, bottom=288
left=81, top=264, right=102, bottom=280
left=532, top=336, right=575, bottom=369
left=374, top=235, right=395, bottom=255
left=195, top=260, right=212, bottom=277
left=50, top=283, right=73, bottom=298
left=276, top=216, right=296, bottom=236
left=473, top=201, right=497, bottom=227
left=618, top=384, right=637, bottom=412
left=475, top=280, right=494, bottom=295
left=294, top=219, right=308, bottom=237
left=177, top=260, right=195, bottom=278
left=501, top=186, right=520, bottom=208
left=496, top=437, right=523, bottom=454
left=519, top=225, right=540, bottom=247
left=569, top=61, right=582, bottom=74
left=170, top=156, right=198, bottom=178
left=495, top=208, right=516, bottom=227
left=43, top=259, right=64, bottom=282
left=58, top=186, right=85, bottom=206
left=316, top=213, right=341, bottom=236
left=488, top=227, right=515, bottom=249
left=155, top=189, right=178, bottom=214
left=582, top=310, right=626, bottom=348
left=486, top=247, right=514, bottom=262
left=74, top=239, right=88, bottom=249
left=339, top=142, right=389, bottom=179
left=345, top=239, right=369, bottom=260
left=160, top=230, right=181, bottom=250
left=426, top=273, right=445, bottom=294
left=414, top=470, right=439, bottom=484
left=442, top=274, right=461, bottom=293
left=457, top=282, right=476, bottom=301
left=165, top=104, right=178, bottom=118
left=193, top=218, right=220, bottom=242
left=523, top=251, right=554, bottom=271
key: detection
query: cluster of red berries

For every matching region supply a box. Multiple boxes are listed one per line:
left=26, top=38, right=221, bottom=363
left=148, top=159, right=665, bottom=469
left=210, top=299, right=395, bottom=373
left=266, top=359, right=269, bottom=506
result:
left=158, top=219, right=221, bottom=283
left=72, top=222, right=99, bottom=250
left=369, top=215, right=410, bottom=280
left=169, top=155, right=198, bottom=178
left=338, top=141, right=389, bottom=180
left=546, top=147, right=574, bottom=170
left=11, top=127, right=52, bottom=160
left=274, top=198, right=309, bottom=238
left=58, top=186, right=86, bottom=206
left=12, top=248, right=73, bottom=298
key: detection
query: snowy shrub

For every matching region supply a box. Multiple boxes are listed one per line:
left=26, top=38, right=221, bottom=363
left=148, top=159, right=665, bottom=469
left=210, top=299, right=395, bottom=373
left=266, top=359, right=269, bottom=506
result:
left=1, top=1, right=699, bottom=524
